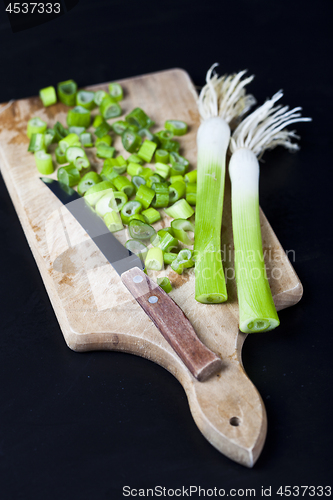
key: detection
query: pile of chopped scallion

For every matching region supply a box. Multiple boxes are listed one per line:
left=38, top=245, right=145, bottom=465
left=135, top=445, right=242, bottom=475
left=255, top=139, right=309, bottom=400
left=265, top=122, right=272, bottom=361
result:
left=27, top=80, right=196, bottom=292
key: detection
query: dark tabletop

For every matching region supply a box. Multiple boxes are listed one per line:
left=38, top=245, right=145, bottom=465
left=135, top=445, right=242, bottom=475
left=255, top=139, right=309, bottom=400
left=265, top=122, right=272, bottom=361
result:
left=0, top=1, right=332, bottom=499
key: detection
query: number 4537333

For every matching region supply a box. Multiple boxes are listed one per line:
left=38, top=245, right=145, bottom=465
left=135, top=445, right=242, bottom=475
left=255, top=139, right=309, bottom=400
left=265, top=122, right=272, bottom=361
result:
left=6, top=3, right=61, bottom=14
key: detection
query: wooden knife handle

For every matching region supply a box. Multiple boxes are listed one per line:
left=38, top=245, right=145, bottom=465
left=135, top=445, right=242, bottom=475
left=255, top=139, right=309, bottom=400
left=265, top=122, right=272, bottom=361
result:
left=121, top=267, right=222, bottom=382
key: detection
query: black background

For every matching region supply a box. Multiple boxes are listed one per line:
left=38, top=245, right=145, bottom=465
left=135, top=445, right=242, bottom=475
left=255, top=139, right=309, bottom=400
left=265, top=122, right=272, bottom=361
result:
left=0, top=1, right=332, bottom=499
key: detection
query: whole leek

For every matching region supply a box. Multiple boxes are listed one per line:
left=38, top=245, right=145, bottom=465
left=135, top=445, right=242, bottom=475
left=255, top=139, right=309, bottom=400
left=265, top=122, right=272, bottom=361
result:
left=194, top=64, right=255, bottom=303
left=229, top=91, right=311, bottom=332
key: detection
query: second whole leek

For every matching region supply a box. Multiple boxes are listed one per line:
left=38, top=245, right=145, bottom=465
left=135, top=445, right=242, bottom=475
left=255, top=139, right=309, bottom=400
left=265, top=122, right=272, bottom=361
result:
left=229, top=91, right=311, bottom=333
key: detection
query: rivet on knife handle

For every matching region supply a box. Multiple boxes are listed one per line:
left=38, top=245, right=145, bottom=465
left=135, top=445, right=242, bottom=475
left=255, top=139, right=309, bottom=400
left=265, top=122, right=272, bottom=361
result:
left=121, top=267, right=222, bottom=382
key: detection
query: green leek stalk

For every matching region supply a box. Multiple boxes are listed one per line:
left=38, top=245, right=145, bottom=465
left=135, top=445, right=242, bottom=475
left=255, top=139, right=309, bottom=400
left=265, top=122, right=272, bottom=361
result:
left=229, top=91, right=311, bottom=332
left=194, top=64, right=255, bottom=303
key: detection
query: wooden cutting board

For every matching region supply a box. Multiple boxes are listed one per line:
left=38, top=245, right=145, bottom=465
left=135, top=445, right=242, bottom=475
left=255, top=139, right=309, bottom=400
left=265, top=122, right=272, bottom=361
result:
left=0, top=69, right=302, bottom=467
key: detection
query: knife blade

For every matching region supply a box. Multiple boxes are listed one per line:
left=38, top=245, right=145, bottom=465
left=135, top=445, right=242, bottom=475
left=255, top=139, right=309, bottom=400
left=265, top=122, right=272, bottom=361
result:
left=41, top=178, right=222, bottom=382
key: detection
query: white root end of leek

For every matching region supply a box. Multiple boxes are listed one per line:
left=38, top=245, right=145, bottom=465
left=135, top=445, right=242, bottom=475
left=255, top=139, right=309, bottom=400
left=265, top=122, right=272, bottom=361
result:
left=229, top=148, right=279, bottom=333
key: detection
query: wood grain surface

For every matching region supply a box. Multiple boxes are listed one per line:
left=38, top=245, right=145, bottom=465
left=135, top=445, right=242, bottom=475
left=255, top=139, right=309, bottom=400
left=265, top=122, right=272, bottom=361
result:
left=0, top=69, right=303, bottom=467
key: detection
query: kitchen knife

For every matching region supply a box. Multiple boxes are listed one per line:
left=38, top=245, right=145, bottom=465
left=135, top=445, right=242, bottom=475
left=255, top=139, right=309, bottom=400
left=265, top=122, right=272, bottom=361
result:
left=41, top=178, right=222, bottom=382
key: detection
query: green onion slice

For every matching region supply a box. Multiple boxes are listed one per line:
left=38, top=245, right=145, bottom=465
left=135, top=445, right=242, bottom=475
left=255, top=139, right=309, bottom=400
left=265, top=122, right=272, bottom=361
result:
left=165, top=120, right=188, bottom=136
left=132, top=175, right=146, bottom=192
left=141, top=207, right=161, bottom=225
left=94, top=121, right=111, bottom=138
left=126, top=108, right=154, bottom=129
left=169, top=180, right=186, bottom=204
left=67, top=106, right=91, bottom=128
left=155, top=149, right=169, bottom=164
left=57, top=80, right=77, bottom=106
left=100, top=95, right=122, bottom=119
left=171, top=249, right=194, bottom=274
left=65, top=146, right=86, bottom=164
left=113, top=176, right=135, bottom=198
left=164, top=199, right=194, bottom=219
left=145, top=247, right=163, bottom=271
left=95, top=191, right=118, bottom=218
left=57, top=164, right=80, bottom=187
left=94, top=90, right=107, bottom=106
left=76, top=90, right=96, bottom=110
left=125, top=239, right=148, bottom=260
left=108, top=83, right=123, bottom=102
left=112, top=120, right=128, bottom=135
left=128, top=219, right=156, bottom=240
left=34, top=150, right=54, bottom=175
left=53, top=121, right=68, bottom=142
left=135, top=184, right=155, bottom=209
left=104, top=211, right=123, bottom=233
left=156, top=277, right=172, bottom=293
left=39, top=86, right=57, bottom=107
left=84, top=180, right=114, bottom=207
left=77, top=172, right=102, bottom=196
left=28, top=133, right=45, bottom=152
left=121, top=201, right=143, bottom=225
left=27, top=117, right=47, bottom=139
left=171, top=219, right=194, bottom=245
left=122, top=129, right=142, bottom=153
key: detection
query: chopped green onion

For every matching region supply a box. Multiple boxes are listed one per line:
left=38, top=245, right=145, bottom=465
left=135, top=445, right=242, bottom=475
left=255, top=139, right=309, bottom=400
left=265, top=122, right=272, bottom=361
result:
left=170, top=162, right=187, bottom=177
left=155, top=162, right=170, bottom=179
left=76, top=90, right=96, bottom=110
left=146, top=174, right=163, bottom=188
left=112, top=120, right=128, bottom=135
left=28, top=133, right=45, bottom=152
left=94, top=120, right=111, bottom=138
left=67, top=106, right=91, bottom=128
left=162, top=139, right=180, bottom=153
left=125, top=239, right=148, bottom=260
left=95, top=135, right=112, bottom=147
left=132, top=175, right=146, bottom=192
left=156, top=130, right=173, bottom=142
left=55, top=146, right=67, bottom=164
left=68, top=126, right=86, bottom=135
left=95, top=191, right=118, bottom=217
left=80, top=132, right=93, bottom=147
left=96, top=144, right=115, bottom=159
left=93, top=115, right=104, bottom=128
left=121, top=201, right=143, bottom=224
left=135, top=184, right=155, bottom=209
left=165, top=119, right=188, bottom=136
left=59, top=133, right=80, bottom=153
left=128, top=219, right=156, bottom=240
left=138, top=128, right=160, bottom=145
left=91, top=90, right=106, bottom=107
left=155, top=149, right=169, bottom=164
left=171, top=219, right=194, bottom=245
left=100, top=163, right=119, bottom=182
left=127, top=162, right=143, bottom=177
left=155, top=232, right=178, bottom=252
left=57, top=80, right=77, bottom=106
left=157, top=277, right=172, bottom=293
left=128, top=214, right=146, bottom=223
left=34, top=150, right=54, bottom=175
left=169, top=175, right=184, bottom=184
left=104, top=210, right=123, bottom=232
left=113, top=191, right=128, bottom=211
left=151, top=182, right=169, bottom=208
left=113, top=175, right=135, bottom=198
left=164, top=199, right=194, bottom=219
left=65, top=146, right=87, bottom=164
left=108, top=82, right=123, bottom=102
left=186, top=183, right=197, bottom=206
left=84, top=180, right=114, bottom=207
left=141, top=207, right=161, bottom=224
left=126, top=108, right=154, bottom=129
left=39, top=86, right=57, bottom=107
left=53, top=121, right=68, bottom=142
left=122, top=129, right=142, bottom=153
left=163, top=252, right=178, bottom=265
left=57, top=164, right=80, bottom=187
left=77, top=171, right=102, bottom=196
left=45, top=128, right=56, bottom=147
left=27, top=117, right=47, bottom=139
left=169, top=180, right=186, bottom=204
left=145, top=247, right=163, bottom=271
left=184, top=170, right=197, bottom=183
left=140, top=167, right=154, bottom=180
left=171, top=249, right=194, bottom=274
left=100, top=95, right=122, bottom=119
left=127, top=154, right=143, bottom=164
left=103, top=156, right=127, bottom=174
left=169, top=152, right=189, bottom=168
left=74, top=156, right=90, bottom=172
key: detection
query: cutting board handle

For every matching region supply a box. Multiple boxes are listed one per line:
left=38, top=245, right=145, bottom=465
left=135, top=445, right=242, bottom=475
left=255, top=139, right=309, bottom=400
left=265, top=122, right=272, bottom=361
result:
left=121, top=267, right=223, bottom=381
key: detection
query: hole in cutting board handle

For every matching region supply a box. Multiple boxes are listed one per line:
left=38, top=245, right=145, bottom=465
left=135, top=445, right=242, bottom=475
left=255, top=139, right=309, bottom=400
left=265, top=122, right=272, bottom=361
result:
left=229, top=417, right=240, bottom=426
